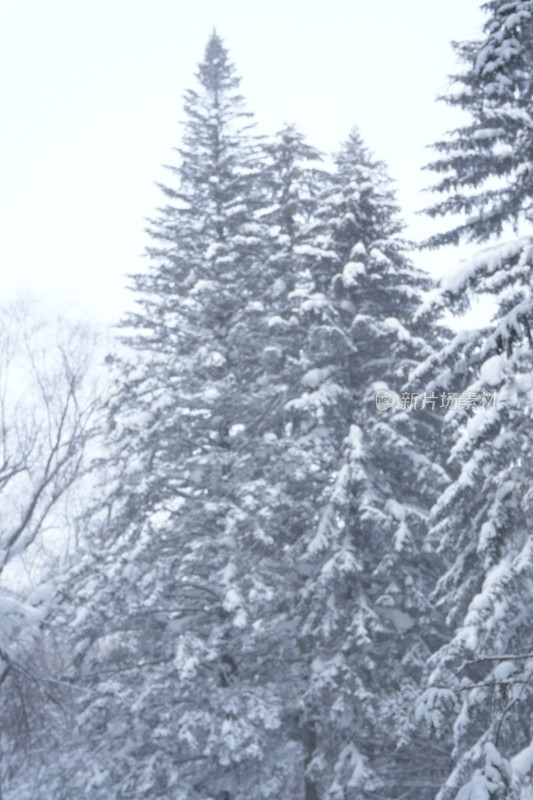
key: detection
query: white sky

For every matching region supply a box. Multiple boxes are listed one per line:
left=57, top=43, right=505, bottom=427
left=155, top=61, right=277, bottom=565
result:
left=0, top=0, right=485, bottom=323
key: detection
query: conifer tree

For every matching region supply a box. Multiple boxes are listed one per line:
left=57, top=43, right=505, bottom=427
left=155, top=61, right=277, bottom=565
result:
left=415, top=3, right=533, bottom=797
left=424, top=0, right=533, bottom=246
left=5, top=40, right=449, bottom=800
left=414, top=245, right=533, bottom=800
left=7, top=40, right=336, bottom=800
left=286, top=129, right=450, bottom=799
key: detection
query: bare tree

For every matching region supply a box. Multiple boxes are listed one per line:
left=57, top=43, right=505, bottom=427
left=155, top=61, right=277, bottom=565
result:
left=0, top=298, right=103, bottom=794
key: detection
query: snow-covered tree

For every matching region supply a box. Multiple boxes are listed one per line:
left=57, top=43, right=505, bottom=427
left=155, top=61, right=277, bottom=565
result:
left=6, top=38, right=337, bottom=800
left=424, top=0, right=533, bottom=246
left=285, top=129, right=451, bottom=799
left=415, top=3, right=533, bottom=797
left=0, top=301, right=101, bottom=797
left=413, top=239, right=533, bottom=800
left=261, top=124, right=325, bottom=253
left=4, top=40, right=453, bottom=800
left=60, top=121, right=447, bottom=800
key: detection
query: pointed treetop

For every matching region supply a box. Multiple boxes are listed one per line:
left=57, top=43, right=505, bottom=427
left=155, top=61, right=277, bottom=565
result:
left=195, top=30, right=240, bottom=95
left=423, top=0, right=533, bottom=247
left=326, top=126, right=404, bottom=244
left=335, top=127, right=387, bottom=181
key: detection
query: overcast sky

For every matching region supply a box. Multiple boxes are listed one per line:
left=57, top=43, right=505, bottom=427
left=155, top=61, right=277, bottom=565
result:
left=0, top=0, right=485, bottom=323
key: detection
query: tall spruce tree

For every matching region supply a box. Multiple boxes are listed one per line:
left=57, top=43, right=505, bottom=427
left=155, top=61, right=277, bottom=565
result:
left=415, top=2, right=533, bottom=798
left=5, top=40, right=338, bottom=800
left=73, top=32, right=293, bottom=800
left=414, top=252, right=533, bottom=800
left=284, top=129, right=450, bottom=799
left=424, top=0, right=533, bottom=246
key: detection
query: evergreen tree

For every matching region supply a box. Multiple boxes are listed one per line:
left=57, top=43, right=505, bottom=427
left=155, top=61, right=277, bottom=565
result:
left=416, top=2, right=533, bottom=797
left=424, top=0, right=533, bottom=246
left=74, top=32, right=290, bottom=800
left=414, top=241, right=533, bottom=800
left=286, top=129, right=450, bottom=799
left=6, top=40, right=335, bottom=800
left=262, top=124, right=325, bottom=255
left=5, top=41, right=449, bottom=800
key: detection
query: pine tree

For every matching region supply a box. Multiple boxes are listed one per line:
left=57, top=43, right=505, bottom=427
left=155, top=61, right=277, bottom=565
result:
left=415, top=3, right=533, bottom=797
left=79, top=33, right=292, bottom=800
left=262, top=124, right=325, bottom=254
left=285, top=129, right=450, bottom=799
left=5, top=43, right=451, bottom=800
left=424, top=0, right=533, bottom=246
left=6, top=40, right=338, bottom=800
left=414, top=243, right=533, bottom=800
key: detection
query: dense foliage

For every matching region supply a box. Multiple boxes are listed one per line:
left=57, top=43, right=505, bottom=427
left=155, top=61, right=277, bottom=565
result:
left=417, top=2, right=533, bottom=798
left=4, top=6, right=533, bottom=798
